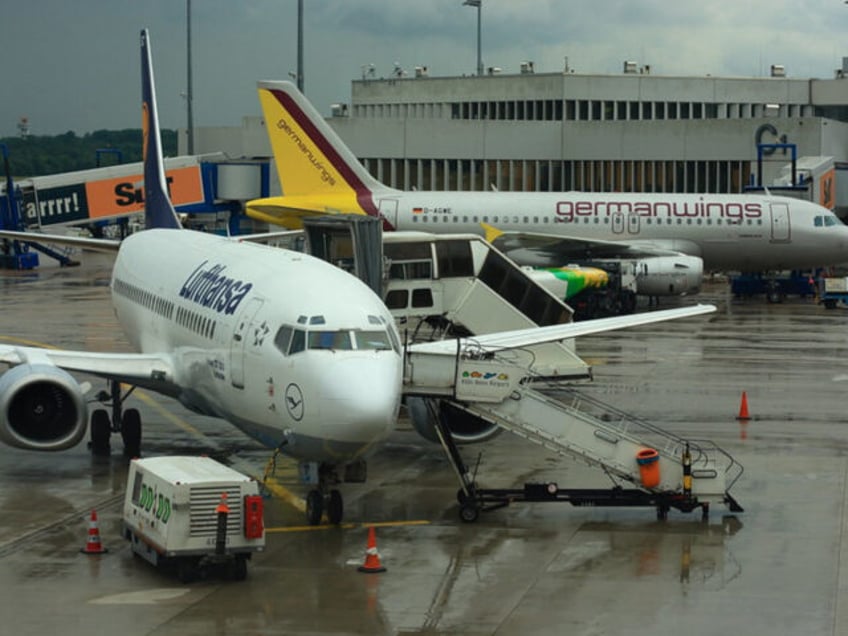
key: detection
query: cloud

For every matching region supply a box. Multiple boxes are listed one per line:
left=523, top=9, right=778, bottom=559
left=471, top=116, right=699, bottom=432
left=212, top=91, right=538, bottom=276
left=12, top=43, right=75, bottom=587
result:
left=2, top=0, right=848, bottom=138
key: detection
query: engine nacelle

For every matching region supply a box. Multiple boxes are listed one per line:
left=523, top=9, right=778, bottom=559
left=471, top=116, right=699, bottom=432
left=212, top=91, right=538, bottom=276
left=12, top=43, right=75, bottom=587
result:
left=633, top=255, right=703, bottom=297
left=407, top=397, right=501, bottom=444
left=0, top=364, right=88, bottom=451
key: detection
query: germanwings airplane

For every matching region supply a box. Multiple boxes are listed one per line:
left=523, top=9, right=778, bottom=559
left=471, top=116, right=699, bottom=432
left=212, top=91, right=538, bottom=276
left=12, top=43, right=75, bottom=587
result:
left=247, top=80, right=848, bottom=297
left=0, top=31, right=714, bottom=526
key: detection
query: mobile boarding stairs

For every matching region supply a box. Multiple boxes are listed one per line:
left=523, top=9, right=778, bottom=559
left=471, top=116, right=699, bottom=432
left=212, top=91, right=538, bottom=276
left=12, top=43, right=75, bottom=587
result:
left=403, top=345, right=744, bottom=522
left=297, top=217, right=743, bottom=522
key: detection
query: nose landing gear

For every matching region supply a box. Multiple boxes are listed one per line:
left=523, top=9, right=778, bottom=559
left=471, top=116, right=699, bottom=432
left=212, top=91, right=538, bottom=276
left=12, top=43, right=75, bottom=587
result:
left=305, top=488, right=344, bottom=525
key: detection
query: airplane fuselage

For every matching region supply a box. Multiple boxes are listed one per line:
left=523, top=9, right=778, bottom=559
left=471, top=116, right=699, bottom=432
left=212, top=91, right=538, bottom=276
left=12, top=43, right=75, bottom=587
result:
left=370, top=191, right=848, bottom=272
left=111, top=229, right=404, bottom=462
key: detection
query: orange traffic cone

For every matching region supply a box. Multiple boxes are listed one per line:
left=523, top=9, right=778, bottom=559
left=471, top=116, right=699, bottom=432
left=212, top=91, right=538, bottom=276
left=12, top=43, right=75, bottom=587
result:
left=737, top=391, right=751, bottom=421
left=81, top=509, right=107, bottom=554
left=358, top=526, right=386, bottom=573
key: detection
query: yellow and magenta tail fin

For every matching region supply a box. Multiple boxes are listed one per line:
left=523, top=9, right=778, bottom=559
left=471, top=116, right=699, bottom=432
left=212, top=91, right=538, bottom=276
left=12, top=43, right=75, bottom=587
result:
left=254, top=81, right=390, bottom=222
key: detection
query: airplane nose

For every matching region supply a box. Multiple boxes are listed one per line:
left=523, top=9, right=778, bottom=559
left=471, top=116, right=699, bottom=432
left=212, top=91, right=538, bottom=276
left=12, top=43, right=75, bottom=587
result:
left=319, top=356, right=402, bottom=438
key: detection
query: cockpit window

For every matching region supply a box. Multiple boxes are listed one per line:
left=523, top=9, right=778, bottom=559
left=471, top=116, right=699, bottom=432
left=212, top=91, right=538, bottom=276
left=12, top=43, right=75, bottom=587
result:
left=354, top=330, right=394, bottom=351
left=274, top=326, right=293, bottom=354
left=308, top=330, right=352, bottom=350
left=815, top=216, right=839, bottom=227
left=274, top=323, right=399, bottom=355
left=290, top=329, right=306, bottom=354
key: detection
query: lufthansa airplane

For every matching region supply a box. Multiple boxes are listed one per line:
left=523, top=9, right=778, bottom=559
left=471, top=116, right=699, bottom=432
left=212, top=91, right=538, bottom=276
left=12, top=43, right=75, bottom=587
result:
left=247, top=80, right=848, bottom=297
left=0, top=31, right=714, bottom=525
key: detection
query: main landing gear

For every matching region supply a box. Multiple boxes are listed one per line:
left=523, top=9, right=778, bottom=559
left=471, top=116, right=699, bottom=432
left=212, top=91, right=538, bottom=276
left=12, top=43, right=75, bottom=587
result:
left=88, top=379, right=142, bottom=458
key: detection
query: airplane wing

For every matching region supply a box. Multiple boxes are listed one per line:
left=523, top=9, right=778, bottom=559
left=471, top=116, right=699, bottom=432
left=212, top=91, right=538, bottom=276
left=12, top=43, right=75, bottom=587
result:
left=407, top=304, right=715, bottom=356
left=0, top=345, right=178, bottom=396
left=481, top=223, right=693, bottom=263
left=0, top=229, right=121, bottom=253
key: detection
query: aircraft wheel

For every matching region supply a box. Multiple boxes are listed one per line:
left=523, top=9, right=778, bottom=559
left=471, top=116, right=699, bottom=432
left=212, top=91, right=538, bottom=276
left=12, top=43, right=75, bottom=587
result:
left=327, top=489, right=344, bottom=525
left=89, top=409, right=111, bottom=456
left=121, top=408, right=142, bottom=458
left=459, top=503, right=479, bottom=523
left=306, top=489, right=323, bottom=526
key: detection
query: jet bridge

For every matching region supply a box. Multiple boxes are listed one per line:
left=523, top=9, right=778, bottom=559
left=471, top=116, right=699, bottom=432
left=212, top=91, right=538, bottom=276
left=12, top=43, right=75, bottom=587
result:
left=403, top=345, right=743, bottom=521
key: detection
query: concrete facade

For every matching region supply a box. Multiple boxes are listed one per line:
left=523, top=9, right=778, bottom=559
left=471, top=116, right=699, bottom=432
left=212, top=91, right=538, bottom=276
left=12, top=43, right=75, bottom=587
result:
left=183, top=67, right=848, bottom=211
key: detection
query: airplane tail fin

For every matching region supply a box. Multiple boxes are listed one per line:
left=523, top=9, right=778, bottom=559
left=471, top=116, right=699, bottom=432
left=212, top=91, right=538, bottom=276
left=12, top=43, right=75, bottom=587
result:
left=140, top=29, right=182, bottom=230
left=253, top=81, right=389, bottom=219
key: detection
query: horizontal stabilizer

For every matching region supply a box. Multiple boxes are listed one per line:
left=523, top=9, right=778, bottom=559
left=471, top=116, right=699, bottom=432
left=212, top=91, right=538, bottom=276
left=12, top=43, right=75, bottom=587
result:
left=246, top=195, right=366, bottom=227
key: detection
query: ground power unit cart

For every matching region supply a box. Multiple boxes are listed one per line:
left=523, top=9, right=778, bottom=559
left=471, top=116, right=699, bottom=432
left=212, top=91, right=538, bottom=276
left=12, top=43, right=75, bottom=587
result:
left=122, top=456, right=265, bottom=582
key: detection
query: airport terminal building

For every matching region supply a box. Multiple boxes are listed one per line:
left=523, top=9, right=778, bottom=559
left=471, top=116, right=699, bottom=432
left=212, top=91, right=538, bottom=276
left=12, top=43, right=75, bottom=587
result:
left=189, top=59, right=848, bottom=216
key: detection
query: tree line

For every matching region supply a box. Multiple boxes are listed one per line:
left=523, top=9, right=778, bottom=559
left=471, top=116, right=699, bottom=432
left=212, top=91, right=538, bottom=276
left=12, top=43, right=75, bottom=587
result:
left=0, top=129, right=178, bottom=178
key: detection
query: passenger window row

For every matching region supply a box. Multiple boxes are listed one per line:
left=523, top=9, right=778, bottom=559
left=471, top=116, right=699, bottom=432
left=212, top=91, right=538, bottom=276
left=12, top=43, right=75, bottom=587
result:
left=112, top=277, right=217, bottom=340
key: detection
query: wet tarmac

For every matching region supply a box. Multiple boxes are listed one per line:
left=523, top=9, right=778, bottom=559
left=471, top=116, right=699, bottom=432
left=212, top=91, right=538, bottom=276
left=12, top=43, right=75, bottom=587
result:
left=2, top=252, right=848, bottom=635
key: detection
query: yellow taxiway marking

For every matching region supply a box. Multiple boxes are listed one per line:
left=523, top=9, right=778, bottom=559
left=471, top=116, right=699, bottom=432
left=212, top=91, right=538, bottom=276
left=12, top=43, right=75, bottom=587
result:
left=132, top=391, right=207, bottom=438
left=257, top=475, right=306, bottom=512
left=266, top=520, right=431, bottom=533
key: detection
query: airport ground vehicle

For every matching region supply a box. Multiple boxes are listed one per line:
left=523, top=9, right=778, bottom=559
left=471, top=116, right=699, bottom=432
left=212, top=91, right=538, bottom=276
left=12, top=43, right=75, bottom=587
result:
left=122, top=456, right=265, bottom=582
left=820, top=276, right=848, bottom=309
left=731, top=271, right=817, bottom=303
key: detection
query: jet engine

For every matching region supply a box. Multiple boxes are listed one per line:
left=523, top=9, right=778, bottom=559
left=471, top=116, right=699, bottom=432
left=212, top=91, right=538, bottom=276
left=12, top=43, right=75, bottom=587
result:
left=633, top=255, right=703, bottom=297
left=0, top=364, right=88, bottom=451
left=407, top=396, right=501, bottom=444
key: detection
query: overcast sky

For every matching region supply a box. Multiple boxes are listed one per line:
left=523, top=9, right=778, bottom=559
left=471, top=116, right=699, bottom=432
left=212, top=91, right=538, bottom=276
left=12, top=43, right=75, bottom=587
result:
left=3, top=0, right=848, bottom=138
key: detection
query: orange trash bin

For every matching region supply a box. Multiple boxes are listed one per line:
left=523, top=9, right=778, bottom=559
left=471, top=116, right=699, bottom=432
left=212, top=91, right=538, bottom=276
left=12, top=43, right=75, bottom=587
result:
left=636, top=448, right=661, bottom=488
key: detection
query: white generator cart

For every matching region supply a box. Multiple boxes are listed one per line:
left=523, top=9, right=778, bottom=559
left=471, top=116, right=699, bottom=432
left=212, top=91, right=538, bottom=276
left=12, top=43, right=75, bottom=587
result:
left=123, top=456, right=265, bottom=582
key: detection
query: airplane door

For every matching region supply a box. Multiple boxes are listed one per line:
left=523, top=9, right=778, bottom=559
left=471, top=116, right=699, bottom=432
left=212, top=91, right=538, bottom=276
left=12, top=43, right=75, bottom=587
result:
left=379, top=199, right=399, bottom=228
left=611, top=212, right=625, bottom=234
left=627, top=212, right=641, bottom=235
left=230, top=297, right=264, bottom=390
left=770, top=202, right=791, bottom=242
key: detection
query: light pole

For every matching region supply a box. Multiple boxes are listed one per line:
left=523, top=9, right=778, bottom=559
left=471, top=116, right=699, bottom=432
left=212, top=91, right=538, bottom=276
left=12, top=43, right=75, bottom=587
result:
left=463, top=0, right=482, bottom=76
left=297, top=0, right=304, bottom=92
left=186, top=0, right=194, bottom=154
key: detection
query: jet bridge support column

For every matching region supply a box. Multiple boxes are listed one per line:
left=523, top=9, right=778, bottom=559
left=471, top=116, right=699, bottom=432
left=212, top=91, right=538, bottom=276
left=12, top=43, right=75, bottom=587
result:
left=301, top=215, right=383, bottom=295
